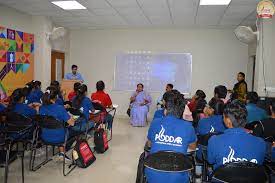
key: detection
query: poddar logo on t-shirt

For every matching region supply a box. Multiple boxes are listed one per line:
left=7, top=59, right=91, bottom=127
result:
left=155, top=125, right=183, bottom=147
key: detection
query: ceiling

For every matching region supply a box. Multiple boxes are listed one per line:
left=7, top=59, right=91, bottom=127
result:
left=0, top=0, right=260, bottom=29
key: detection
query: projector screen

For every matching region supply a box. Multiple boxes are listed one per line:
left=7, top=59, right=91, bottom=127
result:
left=114, top=52, right=192, bottom=93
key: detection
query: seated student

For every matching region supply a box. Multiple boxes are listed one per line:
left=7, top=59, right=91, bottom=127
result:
left=156, top=83, right=173, bottom=107
left=39, top=87, right=76, bottom=160
left=50, top=80, right=65, bottom=105
left=72, top=84, right=95, bottom=131
left=207, top=100, right=266, bottom=170
left=91, top=80, right=113, bottom=129
left=188, top=90, right=207, bottom=113
left=130, top=83, right=152, bottom=127
left=145, top=90, right=196, bottom=183
left=197, top=98, right=226, bottom=135
left=68, top=82, right=81, bottom=102
left=214, top=85, right=228, bottom=104
left=246, top=92, right=267, bottom=123
left=26, top=80, right=44, bottom=104
left=8, top=88, right=38, bottom=117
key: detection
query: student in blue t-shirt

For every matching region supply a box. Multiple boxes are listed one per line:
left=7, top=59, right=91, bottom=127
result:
left=27, top=80, right=44, bottom=104
left=72, top=84, right=95, bottom=132
left=50, top=80, right=65, bottom=106
left=39, top=87, right=76, bottom=161
left=145, top=90, right=197, bottom=183
left=197, top=98, right=226, bottom=135
left=8, top=88, right=38, bottom=117
left=246, top=92, right=267, bottom=123
left=207, top=100, right=266, bottom=170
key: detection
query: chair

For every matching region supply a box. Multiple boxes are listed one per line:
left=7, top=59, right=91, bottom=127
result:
left=0, top=112, right=34, bottom=183
left=144, top=151, right=194, bottom=182
left=211, top=161, right=269, bottom=183
left=29, top=115, right=81, bottom=176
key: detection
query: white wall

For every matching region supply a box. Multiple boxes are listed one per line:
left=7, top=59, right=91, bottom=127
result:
left=69, top=28, right=249, bottom=117
left=0, top=5, right=70, bottom=89
left=255, top=18, right=275, bottom=97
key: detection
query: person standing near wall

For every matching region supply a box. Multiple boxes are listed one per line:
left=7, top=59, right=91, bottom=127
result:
left=230, top=72, right=248, bottom=103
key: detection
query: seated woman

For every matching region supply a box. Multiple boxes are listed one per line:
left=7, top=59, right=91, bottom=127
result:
left=50, top=80, right=65, bottom=105
left=197, top=98, right=226, bottom=135
left=27, top=80, right=44, bottom=104
left=188, top=90, right=207, bottom=126
left=130, top=83, right=152, bottom=127
left=91, top=80, right=113, bottom=129
left=39, top=87, right=76, bottom=161
left=145, top=90, right=197, bottom=183
left=246, top=92, right=267, bottom=123
left=68, top=82, right=81, bottom=102
left=72, top=84, right=95, bottom=131
left=207, top=100, right=266, bottom=170
left=8, top=88, right=38, bottom=117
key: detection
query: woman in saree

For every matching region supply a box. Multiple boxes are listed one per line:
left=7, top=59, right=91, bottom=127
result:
left=130, top=83, right=152, bottom=127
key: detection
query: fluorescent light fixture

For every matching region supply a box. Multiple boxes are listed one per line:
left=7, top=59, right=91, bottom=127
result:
left=200, top=0, right=231, bottom=5
left=51, top=1, right=86, bottom=10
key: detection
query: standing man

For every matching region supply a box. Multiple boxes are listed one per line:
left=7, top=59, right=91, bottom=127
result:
left=65, top=65, right=84, bottom=82
left=231, top=72, right=247, bottom=103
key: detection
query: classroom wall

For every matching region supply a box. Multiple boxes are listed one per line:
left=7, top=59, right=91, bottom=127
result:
left=69, top=28, right=249, bottom=118
left=0, top=5, right=70, bottom=89
left=255, top=18, right=275, bottom=97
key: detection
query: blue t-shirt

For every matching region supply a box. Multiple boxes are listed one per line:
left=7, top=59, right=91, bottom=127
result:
left=27, top=89, right=44, bottom=104
left=153, top=109, right=164, bottom=120
left=13, top=103, right=36, bottom=117
left=246, top=103, right=268, bottom=123
left=197, top=115, right=226, bottom=135
left=146, top=115, right=197, bottom=183
left=207, top=128, right=266, bottom=170
left=0, top=104, right=6, bottom=112
left=56, top=97, right=64, bottom=105
left=39, top=103, right=70, bottom=143
left=65, top=73, right=84, bottom=81
left=72, top=97, right=94, bottom=119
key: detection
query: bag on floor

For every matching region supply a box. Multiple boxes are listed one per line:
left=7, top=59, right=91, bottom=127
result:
left=136, top=152, right=147, bottom=183
left=94, top=128, right=109, bottom=153
left=72, top=139, right=96, bottom=168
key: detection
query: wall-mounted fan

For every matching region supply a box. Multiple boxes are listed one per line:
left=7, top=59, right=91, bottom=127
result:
left=46, top=27, right=66, bottom=41
left=234, top=26, right=258, bottom=44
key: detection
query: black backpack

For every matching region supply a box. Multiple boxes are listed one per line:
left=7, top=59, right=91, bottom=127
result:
left=94, top=128, right=109, bottom=153
left=72, top=139, right=96, bottom=168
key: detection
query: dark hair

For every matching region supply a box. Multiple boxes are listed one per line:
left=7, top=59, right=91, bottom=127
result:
left=73, top=82, right=81, bottom=92
left=163, top=90, right=186, bottom=118
left=224, top=100, right=247, bottom=128
left=209, top=98, right=225, bottom=115
left=167, top=84, right=174, bottom=89
left=50, top=80, right=62, bottom=98
left=96, top=81, right=105, bottom=91
left=33, top=80, right=42, bottom=90
left=271, top=101, right=275, bottom=113
left=238, top=72, right=245, bottom=78
left=22, top=81, right=34, bottom=97
left=214, top=85, right=227, bottom=99
left=195, top=90, right=206, bottom=100
left=73, top=84, right=87, bottom=109
left=41, top=86, right=59, bottom=105
left=246, top=92, right=259, bottom=104
left=72, top=65, right=78, bottom=70
left=8, top=88, right=25, bottom=111
left=137, top=83, right=144, bottom=88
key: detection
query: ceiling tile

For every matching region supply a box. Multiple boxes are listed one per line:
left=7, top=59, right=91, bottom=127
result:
left=78, top=0, right=111, bottom=9
left=92, top=8, right=117, bottom=16
left=230, top=0, right=260, bottom=6
left=106, top=0, right=138, bottom=8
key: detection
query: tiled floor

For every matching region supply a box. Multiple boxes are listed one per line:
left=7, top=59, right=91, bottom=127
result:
left=0, top=118, right=149, bottom=183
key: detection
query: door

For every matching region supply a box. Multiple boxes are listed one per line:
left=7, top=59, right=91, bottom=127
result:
left=51, top=51, right=65, bottom=82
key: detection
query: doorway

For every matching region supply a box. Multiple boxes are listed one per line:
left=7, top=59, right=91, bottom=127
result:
left=51, top=51, right=65, bottom=82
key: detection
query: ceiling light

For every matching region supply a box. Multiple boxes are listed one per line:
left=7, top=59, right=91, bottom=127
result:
left=200, top=0, right=231, bottom=5
left=51, top=1, right=86, bottom=10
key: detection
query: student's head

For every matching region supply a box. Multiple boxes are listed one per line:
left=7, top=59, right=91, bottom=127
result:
left=71, top=65, right=78, bottom=75
left=237, top=72, right=245, bottom=82
left=246, top=92, right=259, bottom=104
left=166, top=84, right=173, bottom=92
left=195, top=90, right=206, bottom=100
left=50, top=80, right=61, bottom=93
left=136, top=83, right=144, bottom=92
left=96, top=80, right=105, bottom=91
left=23, top=81, right=34, bottom=95
left=214, top=85, right=227, bottom=99
left=73, top=82, right=81, bottom=92
left=41, top=86, right=59, bottom=105
left=223, top=100, right=247, bottom=128
left=163, top=90, right=186, bottom=118
left=73, top=84, right=88, bottom=109
left=208, top=98, right=225, bottom=115
left=33, top=80, right=42, bottom=90
left=9, top=88, right=25, bottom=106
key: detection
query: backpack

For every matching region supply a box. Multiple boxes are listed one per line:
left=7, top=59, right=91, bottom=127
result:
left=94, top=128, right=108, bottom=153
left=136, top=152, right=147, bottom=183
left=72, top=139, right=96, bottom=168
